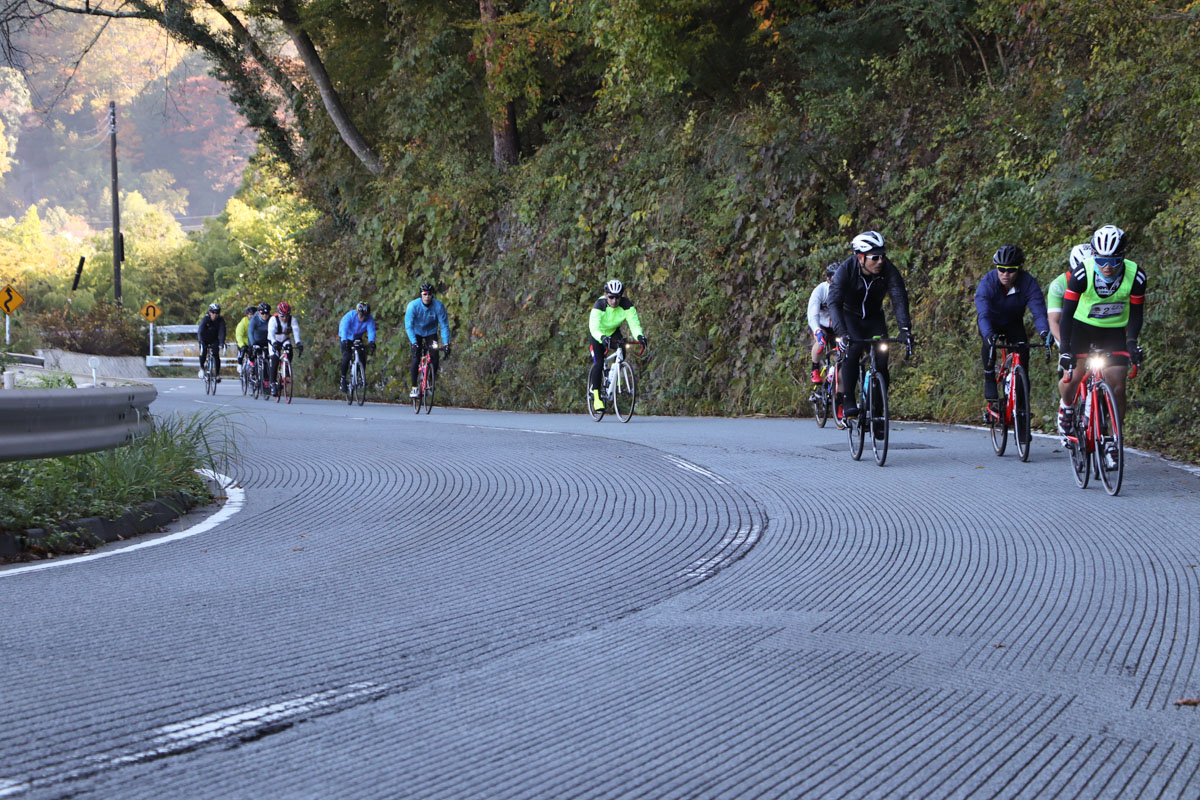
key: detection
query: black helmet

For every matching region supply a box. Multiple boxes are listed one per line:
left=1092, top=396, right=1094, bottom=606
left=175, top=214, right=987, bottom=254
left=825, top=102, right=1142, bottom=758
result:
left=993, top=245, right=1025, bottom=267
left=824, top=263, right=838, bottom=277
left=257, top=302, right=270, bottom=314
left=244, top=305, right=257, bottom=316
left=356, top=301, right=370, bottom=315
left=420, top=282, right=435, bottom=295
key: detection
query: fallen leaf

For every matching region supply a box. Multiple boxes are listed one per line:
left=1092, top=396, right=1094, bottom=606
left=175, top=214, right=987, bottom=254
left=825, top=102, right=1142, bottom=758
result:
left=1174, top=698, right=1200, bottom=707
left=291, top=547, right=305, bottom=552
left=992, top=643, right=1005, bottom=649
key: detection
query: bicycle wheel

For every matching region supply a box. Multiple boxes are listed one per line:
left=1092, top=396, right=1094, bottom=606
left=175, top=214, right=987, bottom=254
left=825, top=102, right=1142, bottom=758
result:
left=1093, top=381, right=1124, bottom=495
left=250, top=362, right=261, bottom=399
left=847, top=372, right=866, bottom=461
left=989, top=371, right=1008, bottom=456
left=424, top=365, right=435, bottom=413
left=354, top=361, right=365, bottom=406
left=812, top=376, right=829, bottom=428
left=1068, top=397, right=1090, bottom=489
left=240, top=360, right=250, bottom=395
left=204, top=353, right=215, bottom=395
left=869, top=371, right=890, bottom=466
left=282, top=359, right=293, bottom=404
left=614, top=361, right=636, bottom=422
left=413, top=367, right=422, bottom=413
left=587, top=376, right=604, bottom=421
left=1013, top=364, right=1032, bottom=462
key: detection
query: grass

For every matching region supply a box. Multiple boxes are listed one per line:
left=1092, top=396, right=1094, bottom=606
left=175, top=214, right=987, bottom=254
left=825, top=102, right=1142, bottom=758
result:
left=0, top=407, right=241, bottom=536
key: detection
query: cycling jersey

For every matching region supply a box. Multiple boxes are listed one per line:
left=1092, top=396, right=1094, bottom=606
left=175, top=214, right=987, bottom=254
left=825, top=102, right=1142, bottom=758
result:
left=405, top=297, right=450, bottom=344
left=338, top=310, right=377, bottom=342
left=974, top=268, right=1049, bottom=341
left=267, top=313, right=301, bottom=345
left=234, top=316, right=250, bottom=348
left=248, top=313, right=270, bottom=347
left=197, top=313, right=226, bottom=344
left=589, top=296, right=643, bottom=340
left=1046, top=273, right=1068, bottom=313
left=1060, top=258, right=1146, bottom=355
left=807, top=282, right=832, bottom=332
left=827, top=255, right=912, bottom=335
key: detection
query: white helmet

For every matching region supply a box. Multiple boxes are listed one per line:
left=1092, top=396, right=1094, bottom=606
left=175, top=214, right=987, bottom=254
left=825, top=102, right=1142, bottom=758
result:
left=1091, top=225, right=1125, bottom=257
left=851, top=231, right=885, bottom=253
left=1068, top=243, right=1092, bottom=271
left=605, top=279, right=623, bottom=295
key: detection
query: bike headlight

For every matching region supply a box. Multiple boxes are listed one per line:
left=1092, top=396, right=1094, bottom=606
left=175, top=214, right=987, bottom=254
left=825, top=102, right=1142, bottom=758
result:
left=879, top=342, right=889, bottom=352
left=1088, top=355, right=1105, bottom=371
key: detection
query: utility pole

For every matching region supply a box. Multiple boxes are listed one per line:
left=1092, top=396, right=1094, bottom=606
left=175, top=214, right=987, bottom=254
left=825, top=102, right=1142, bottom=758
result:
left=110, top=101, right=122, bottom=306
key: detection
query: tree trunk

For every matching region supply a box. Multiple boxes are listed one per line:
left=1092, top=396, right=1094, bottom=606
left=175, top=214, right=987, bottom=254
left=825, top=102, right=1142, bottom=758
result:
left=479, top=0, right=519, bottom=169
left=275, top=0, right=384, bottom=175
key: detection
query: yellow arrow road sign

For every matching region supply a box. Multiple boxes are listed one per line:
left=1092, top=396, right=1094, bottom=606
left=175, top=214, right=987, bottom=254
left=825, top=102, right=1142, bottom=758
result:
left=1, top=284, right=23, bottom=315
left=140, top=302, right=162, bottom=323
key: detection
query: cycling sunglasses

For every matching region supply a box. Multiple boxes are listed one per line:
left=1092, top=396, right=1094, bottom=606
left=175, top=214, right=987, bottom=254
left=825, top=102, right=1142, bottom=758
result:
left=1094, top=256, right=1123, bottom=268
left=864, top=254, right=885, bottom=262
left=996, top=266, right=1020, bottom=274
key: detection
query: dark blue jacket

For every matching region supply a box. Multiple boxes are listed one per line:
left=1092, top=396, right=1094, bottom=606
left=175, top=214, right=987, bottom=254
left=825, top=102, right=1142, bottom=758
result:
left=248, top=313, right=270, bottom=347
left=974, top=269, right=1050, bottom=340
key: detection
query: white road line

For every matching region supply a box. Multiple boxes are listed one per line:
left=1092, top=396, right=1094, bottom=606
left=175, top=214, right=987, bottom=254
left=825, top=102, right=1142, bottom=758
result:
left=663, top=455, right=729, bottom=484
left=0, top=471, right=244, bottom=578
left=684, top=523, right=762, bottom=579
left=0, top=683, right=386, bottom=797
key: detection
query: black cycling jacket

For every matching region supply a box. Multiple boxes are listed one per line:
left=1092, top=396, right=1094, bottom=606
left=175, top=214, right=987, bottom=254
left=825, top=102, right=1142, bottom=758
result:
left=827, top=254, right=912, bottom=337
left=197, top=314, right=226, bottom=344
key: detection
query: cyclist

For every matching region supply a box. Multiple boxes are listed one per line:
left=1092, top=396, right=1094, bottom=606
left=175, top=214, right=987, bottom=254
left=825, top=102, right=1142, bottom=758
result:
left=974, top=245, right=1051, bottom=413
left=589, top=279, right=647, bottom=413
left=828, top=231, right=913, bottom=419
left=1047, top=243, right=1091, bottom=347
left=234, top=305, right=255, bottom=375
left=196, top=302, right=226, bottom=382
left=338, top=301, right=377, bottom=393
left=1057, top=224, right=1146, bottom=438
left=405, top=283, right=451, bottom=399
left=807, top=263, right=838, bottom=388
left=266, top=301, right=303, bottom=397
left=247, top=302, right=272, bottom=389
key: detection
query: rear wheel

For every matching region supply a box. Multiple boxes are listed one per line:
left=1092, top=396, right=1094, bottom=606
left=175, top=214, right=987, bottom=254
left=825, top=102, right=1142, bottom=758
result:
left=869, top=371, right=889, bottom=467
left=1093, top=380, right=1124, bottom=496
left=1013, top=364, right=1032, bottom=462
left=614, top=361, right=636, bottom=422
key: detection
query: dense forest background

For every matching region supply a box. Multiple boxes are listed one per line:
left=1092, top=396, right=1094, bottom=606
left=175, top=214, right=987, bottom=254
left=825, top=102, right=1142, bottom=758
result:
left=1, top=0, right=1198, bottom=461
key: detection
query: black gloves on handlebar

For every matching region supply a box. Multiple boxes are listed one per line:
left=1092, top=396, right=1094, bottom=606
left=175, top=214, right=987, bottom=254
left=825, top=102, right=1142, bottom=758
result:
left=442, top=343, right=451, bottom=359
left=838, top=334, right=851, bottom=352
left=901, top=327, right=914, bottom=354
left=411, top=343, right=422, bottom=358
left=368, top=341, right=376, bottom=354
left=1127, top=341, right=1142, bottom=365
left=601, top=335, right=612, bottom=348
left=1058, top=352, right=1076, bottom=373
left=1039, top=331, right=1054, bottom=349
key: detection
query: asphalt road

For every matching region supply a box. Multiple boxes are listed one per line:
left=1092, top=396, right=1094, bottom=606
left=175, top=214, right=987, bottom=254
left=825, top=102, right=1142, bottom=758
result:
left=2, top=377, right=1199, bottom=799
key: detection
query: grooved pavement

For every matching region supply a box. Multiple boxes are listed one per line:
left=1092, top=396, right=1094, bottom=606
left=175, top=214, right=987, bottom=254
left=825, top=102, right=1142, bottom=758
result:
left=1, top=381, right=1197, bottom=799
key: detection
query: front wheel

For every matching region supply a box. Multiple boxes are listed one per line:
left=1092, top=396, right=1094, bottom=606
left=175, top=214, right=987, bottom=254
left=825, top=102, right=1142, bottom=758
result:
left=869, top=371, right=889, bottom=466
left=424, top=365, right=435, bottom=414
left=1093, top=380, right=1124, bottom=496
left=240, top=361, right=250, bottom=395
left=614, top=361, right=636, bottom=422
left=587, top=377, right=605, bottom=421
left=812, top=375, right=829, bottom=428
left=1013, top=365, right=1032, bottom=462
left=354, top=361, right=365, bottom=407
left=989, top=373, right=1008, bottom=456
left=1068, top=396, right=1090, bottom=489
left=281, top=359, right=293, bottom=404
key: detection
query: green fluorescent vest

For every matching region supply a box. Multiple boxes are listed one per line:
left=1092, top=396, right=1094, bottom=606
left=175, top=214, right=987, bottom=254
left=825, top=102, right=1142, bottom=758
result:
left=1073, top=258, right=1137, bottom=328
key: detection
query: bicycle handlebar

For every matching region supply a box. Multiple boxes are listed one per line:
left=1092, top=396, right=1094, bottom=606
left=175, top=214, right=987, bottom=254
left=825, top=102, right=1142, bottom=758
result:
left=987, top=338, right=1053, bottom=362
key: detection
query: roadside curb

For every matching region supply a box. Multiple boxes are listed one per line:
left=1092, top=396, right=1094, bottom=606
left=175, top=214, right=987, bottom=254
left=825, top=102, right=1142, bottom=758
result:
left=0, top=481, right=217, bottom=561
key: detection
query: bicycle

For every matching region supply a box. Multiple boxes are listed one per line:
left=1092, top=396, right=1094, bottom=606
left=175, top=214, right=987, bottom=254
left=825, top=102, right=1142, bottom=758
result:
left=1063, top=349, right=1136, bottom=496
left=269, top=343, right=294, bottom=404
left=984, top=337, right=1051, bottom=462
left=345, top=339, right=368, bottom=406
left=587, top=340, right=638, bottom=423
left=203, top=346, right=219, bottom=395
left=809, top=345, right=842, bottom=429
left=413, top=341, right=438, bottom=414
left=841, top=336, right=909, bottom=466
left=249, top=345, right=268, bottom=400
left=239, top=348, right=252, bottom=396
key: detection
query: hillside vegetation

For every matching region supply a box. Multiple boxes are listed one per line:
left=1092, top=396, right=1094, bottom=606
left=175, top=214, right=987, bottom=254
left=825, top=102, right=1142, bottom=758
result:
left=9, top=0, right=1200, bottom=461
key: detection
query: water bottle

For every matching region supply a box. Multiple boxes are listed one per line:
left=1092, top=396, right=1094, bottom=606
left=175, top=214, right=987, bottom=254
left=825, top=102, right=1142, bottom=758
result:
left=1003, top=371, right=1011, bottom=397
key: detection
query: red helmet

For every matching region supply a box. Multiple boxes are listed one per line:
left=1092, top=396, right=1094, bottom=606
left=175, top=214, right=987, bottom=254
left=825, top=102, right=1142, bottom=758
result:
left=277, top=302, right=291, bottom=316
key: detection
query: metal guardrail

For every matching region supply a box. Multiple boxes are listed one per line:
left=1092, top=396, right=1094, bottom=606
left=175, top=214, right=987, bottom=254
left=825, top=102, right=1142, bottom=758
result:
left=3, top=352, right=45, bottom=367
left=0, top=386, right=157, bottom=462
left=145, top=324, right=236, bottom=368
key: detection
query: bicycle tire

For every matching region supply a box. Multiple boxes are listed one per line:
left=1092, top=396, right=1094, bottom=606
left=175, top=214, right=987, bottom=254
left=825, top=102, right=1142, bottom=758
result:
left=250, top=362, right=261, bottom=399
left=1069, top=395, right=1090, bottom=489
left=847, top=369, right=866, bottom=460
left=870, top=371, right=889, bottom=467
left=354, top=361, right=364, bottom=407
left=812, top=371, right=829, bottom=428
left=615, top=361, right=636, bottom=422
left=282, top=359, right=293, bottom=404
left=989, top=371, right=1008, bottom=456
left=240, top=360, right=250, bottom=395
left=424, top=364, right=435, bottom=413
left=1093, top=380, right=1124, bottom=495
left=205, top=352, right=215, bottom=395
left=587, top=376, right=604, bottom=421
left=1013, top=364, right=1031, bottom=462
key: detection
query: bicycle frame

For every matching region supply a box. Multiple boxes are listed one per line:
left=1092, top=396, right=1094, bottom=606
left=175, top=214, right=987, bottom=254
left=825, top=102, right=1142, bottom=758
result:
left=603, top=345, right=628, bottom=401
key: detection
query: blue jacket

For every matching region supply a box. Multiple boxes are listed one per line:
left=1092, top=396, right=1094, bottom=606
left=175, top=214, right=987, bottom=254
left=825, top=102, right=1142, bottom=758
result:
left=404, top=297, right=450, bottom=344
left=247, top=313, right=270, bottom=347
left=974, top=269, right=1050, bottom=340
left=338, top=310, right=376, bottom=343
